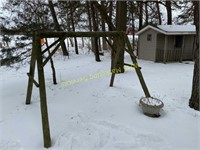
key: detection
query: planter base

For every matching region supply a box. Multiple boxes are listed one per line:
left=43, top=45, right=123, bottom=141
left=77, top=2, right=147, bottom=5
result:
left=140, top=97, right=164, bottom=118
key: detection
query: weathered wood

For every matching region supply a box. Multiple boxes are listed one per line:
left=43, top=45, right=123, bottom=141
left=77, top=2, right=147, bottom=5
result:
left=27, top=73, right=39, bottom=87
left=35, top=35, right=51, bottom=148
left=42, top=37, right=62, bottom=55
left=42, top=34, right=68, bottom=67
left=124, top=63, right=141, bottom=69
left=124, top=34, right=151, bottom=97
left=38, top=31, right=122, bottom=38
left=26, top=35, right=37, bottom=104
left=26, top=31, right=152, bottom=148
left=45, top=38, right=57, bottom=85
left=0, top=29, right=32, bottom=36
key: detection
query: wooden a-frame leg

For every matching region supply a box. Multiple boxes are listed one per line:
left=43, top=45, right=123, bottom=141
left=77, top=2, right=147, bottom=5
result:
left=26, top=36, right=36, bottom=104
left=35, top=35, right=51, bottom=148
left=124, top=34, right=151, bottom=97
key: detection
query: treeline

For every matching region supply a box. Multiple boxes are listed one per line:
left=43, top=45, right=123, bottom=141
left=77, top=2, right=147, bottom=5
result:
left=0, top=0, right=195, bottom=66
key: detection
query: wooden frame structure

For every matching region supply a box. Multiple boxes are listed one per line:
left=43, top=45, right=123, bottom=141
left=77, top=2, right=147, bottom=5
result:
left=25, top=31, right=151, bottom=148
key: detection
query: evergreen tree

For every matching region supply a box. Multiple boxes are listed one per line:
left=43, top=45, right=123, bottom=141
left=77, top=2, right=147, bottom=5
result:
left=0, top=0, right=53, bottom=66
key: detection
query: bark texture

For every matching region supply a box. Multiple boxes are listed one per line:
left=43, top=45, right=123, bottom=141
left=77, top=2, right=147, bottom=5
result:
left=48, top=0, right=69, bottom=56
left=189, top=1, right=199, bottom=111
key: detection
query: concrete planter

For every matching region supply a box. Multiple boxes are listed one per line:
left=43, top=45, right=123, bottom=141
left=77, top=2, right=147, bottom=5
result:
left=140, top=97, right=164, bottom=117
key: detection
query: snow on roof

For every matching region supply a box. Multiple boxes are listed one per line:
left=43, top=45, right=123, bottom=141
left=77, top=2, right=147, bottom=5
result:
left=136, top=25, right=196, bottom=35
left=157, top=25, right=196, bottom=33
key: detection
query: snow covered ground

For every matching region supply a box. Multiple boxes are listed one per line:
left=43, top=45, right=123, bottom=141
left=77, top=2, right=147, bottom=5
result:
left=0, top=48, right=200, bottom=150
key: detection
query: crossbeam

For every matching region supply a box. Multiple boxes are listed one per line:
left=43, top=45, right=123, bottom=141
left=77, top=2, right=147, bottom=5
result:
left=38, top=31, right=122, bottom=38
left=27, top=73, right=39, bottom=87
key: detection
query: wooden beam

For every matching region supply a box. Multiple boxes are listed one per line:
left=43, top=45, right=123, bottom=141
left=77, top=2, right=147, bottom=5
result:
left=38, top=31, right=122, bottom=38
left=26, top=35, right=37, bottom=104
left=124, top=34, right=151, bottom=97
left=42, top=37, right=62, bottom=55
left=124, top=63, right=141, bottom=69
left=41, top=34, right=68, bottom=67
left=35, top=34, right=51, bottom=148
left=27, top=73, right=39, bottom=87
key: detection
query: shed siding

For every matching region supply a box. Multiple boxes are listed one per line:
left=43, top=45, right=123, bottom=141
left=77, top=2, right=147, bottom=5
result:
left=167, top=35, right=175, bottom=51
left=183, top=35, right=195, bottom=60
left=137, top=25, right=196, bottom=62
left=138, top=29, right=158, bottom=61
left=166, top=35, right=194, bottom=61
left=156, top=34, right=165, bottom=61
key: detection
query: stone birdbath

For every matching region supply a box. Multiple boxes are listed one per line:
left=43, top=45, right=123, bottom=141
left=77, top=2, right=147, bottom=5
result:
left=139, top=97, right=164, bottom=117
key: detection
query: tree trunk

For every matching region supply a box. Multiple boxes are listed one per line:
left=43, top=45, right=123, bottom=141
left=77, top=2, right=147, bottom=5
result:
left=145, top=1, right=149, bottom=25
left=69, top=3, right=79, bottom=55
left=90, top=2, right=101, bottom=62
left=101, top=1, right=108, bottom=50
left=156, top=0, right=162, bottom=25
left=108, top=1, right=114, bottom=51
left=48, top=0, right=69, bottom=56
left=93, top=1, right=116, bottom=31
left=131, top=12, right=135, bottom=51
left=189, top=1, right=199, bottom=111
left=138, top=1, right=143, bottom=30
left=166, top=1, right=172, bottom=25
left=111, top=1, right=127, bottom=73
left=86, top=1, right=95, bottom=52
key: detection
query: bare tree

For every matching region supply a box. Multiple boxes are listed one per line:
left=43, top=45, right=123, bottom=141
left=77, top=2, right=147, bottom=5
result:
left=156, top=0, right=162, bottom=25
left=111, top=1, right=127, bottom=72
left=166, top=1, right=172, bottom=25
left=69, top=1, right=79, bottom=55
left=189, top=1, right=199, bottom=111
left=90, top=1, right=101, bottom=62
left=48, top=0, right=69, bottom=56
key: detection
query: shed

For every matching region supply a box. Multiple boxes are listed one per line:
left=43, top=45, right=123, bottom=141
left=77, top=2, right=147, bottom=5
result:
left=136, top=25, right=196, bottom=62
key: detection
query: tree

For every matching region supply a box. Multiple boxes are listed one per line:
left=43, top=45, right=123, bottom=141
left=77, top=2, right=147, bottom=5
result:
left=90, top=1, right=101, bottom=62
left=0, top=0, right=51, bottom=66
left=175, top=1, right=194, bottom=24
left=156, top=0, right=162, bottom=25
left=101, top=1, right=108, bottom=50
left=111, top=1, right=127, bottom=72
left=69, top=1, right=79, bottom=55
left=48, top=0, right=69, bottom=56
left=2, top=35, right=11, bottom=47
left=138, top=1, right=143, bottom=30
left=166, top=1, right=172, bottom=25
left=189, top=1, right=199, bottom=111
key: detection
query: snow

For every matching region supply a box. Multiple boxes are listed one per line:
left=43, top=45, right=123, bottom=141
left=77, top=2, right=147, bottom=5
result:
left=0, top=47, right=200, bottom=150
left=140, top=97, right=163, bottom=106
left=157, top=25, right=196, bottom=33
left=136, top=25, right=196, bottom=36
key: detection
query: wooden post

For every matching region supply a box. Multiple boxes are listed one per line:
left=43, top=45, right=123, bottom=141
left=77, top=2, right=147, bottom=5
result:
left=124, top=34, right=151, bottom=97
left=163, top=35, right=168, bottom=63
left=26, top=35, right=36, bottom=104
left=35, top=34, right=51, bottom=148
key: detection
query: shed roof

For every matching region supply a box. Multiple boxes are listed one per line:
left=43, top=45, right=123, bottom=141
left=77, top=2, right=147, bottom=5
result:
left=136, top=25, right=196, bottom=35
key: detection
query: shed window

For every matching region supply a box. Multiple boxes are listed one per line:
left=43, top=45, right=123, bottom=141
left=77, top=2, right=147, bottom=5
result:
left=175, top=35, right=183, bottom=48
left=147, top=34, right=152, bottom=41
